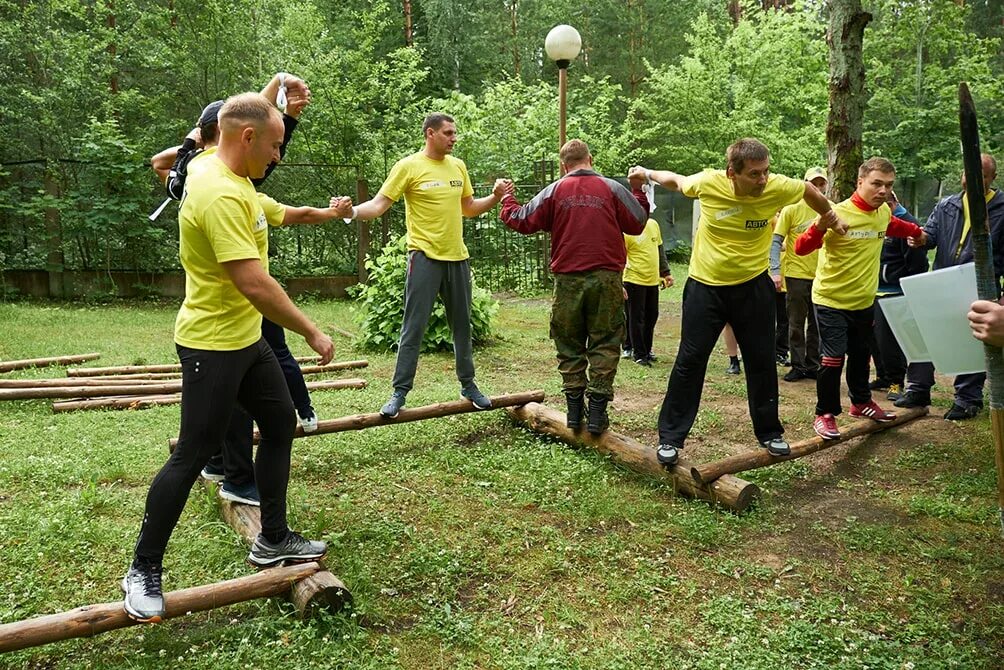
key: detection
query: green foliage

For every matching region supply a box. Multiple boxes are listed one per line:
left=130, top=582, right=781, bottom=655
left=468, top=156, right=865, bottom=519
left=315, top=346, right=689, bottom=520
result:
left=664, top=240, right=692, bottom=264
left=354, top=236, right=498, bottom=353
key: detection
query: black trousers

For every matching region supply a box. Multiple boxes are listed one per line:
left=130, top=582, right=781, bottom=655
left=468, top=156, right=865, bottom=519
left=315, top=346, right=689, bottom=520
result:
left=133, top=339, right=295, bottom=566
left=785, top=277, right=819, bottom=373
left=872, top=295, right=906, bottom=387
left=775, top=291, right=788, bottom=358
left=658, top=273, right=782, bottom=446
left=624, top=281, right=659, bottom=359
left=815, top=304, right=873, bottom=416
left=206, top=317, right=313, bottom=486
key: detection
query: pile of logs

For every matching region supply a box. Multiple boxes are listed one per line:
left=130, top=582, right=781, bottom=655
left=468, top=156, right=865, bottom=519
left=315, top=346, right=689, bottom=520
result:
left=0, top=356, right=369, bottom=413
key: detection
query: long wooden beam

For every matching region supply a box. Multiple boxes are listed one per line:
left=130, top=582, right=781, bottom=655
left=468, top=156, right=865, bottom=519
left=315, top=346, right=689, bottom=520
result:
left=66, top=357, right=362, bottom=377
left=0, top=353, right=100, bottom=373
left=8, top=378, right=367, bottom=402
left=71, top=363, right=367, bottom=382
left=507, top=402, right=759, bottom=513
left=168, top=390, right=546, bottom=450
left=0, top=377, right=167, bottom=389
left=0, top=562, right=323, bottom=653
left=690, top=406, right=929, bottom=485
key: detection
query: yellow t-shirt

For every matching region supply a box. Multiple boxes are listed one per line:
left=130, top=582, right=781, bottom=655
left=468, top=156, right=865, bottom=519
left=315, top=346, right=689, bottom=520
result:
left=174, top=156, right=285, bottom=350
left=684, top=170, right=806, bottom=286
left=379, top=152, right=475, bottom=261
left=623, top=218, right=663, bottom=286
left=812, top=199, right=891, bottom=311
left=775, top=199, right=825, bottom=280
left=185, top=146, right=217, bottom=179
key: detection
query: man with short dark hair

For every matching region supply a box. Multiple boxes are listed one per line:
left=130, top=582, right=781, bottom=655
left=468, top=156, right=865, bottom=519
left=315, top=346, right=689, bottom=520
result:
left=123, top=93, right=336, bottom=623
left=795, top=157, right=926, bottom=440
left=895, top=153, right=1004, bottom=420
left=499, top=139, right=648, bottom=434
left=630, top=138, right=842, bottom=465
left=340, top=114, right=508, bottom=417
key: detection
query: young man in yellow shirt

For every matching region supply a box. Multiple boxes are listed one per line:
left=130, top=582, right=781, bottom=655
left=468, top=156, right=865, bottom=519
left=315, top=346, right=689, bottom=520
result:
left=623, top=217, right=673, bottom=367
left=630, top=138, right=842, bottom=465
left=124, top=94, right=339, bottom=623
left=794, top=157, right=926, bottom=439
left=340, top=114, right=508, bottom=417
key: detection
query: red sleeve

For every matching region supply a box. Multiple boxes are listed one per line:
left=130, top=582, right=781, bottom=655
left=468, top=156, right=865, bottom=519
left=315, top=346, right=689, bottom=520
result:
left=499, top=193, right=549, bottom=234
left=887, top=215, right=924, bottom=239
left=794, top=225, right=825, bottom=255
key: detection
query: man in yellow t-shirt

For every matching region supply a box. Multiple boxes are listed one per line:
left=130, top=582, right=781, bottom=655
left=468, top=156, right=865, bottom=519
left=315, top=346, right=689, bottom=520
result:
left=623, top=217, right=673, bottom=366
left=793, top=157, right=925, bottom=441
left=629, top=138, right=843, bottom=465
left=124, top=94, right=340, bottom=623
left=342, top=113, right=509, bottom=418
left=771, top=167, right=828, bottom=382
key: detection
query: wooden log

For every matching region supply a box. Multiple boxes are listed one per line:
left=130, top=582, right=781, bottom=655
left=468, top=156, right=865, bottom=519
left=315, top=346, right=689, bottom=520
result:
left=8, top=378, right=367, bottom=402
left=0, top=562, right=323, bottom=653
left=507, top=402, right=759, bottom=513
left=0, top=377, right=168, bottom=388
left=328, top=325, right=357, bottom=339
left=66, top=356, right=322, bottom=377
left=169, top=390, right=546, bottom=450
left=51, top=379, right=368, bottom=412
left=690, top=406, right=929, bottom=485
left=71, top=372, right=182, bottom=381
left=198, top=479, right=351, bottom=617
left=0, top=353, right=100, bottom=373
left=297, top=360, right=368, bottom=375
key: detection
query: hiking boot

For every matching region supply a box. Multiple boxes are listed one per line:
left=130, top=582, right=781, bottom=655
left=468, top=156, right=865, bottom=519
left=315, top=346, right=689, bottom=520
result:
left=868, top=378, right=890, bottom=391
left=586, top=396, right=609, bottom=435
left=894, top=390, right=930, bottom=408
left=121, top=563, right=165, bottom=622
left=248, top=531, right=327, bottom=568
left=461, top=384, right=492, bottom=410
left=633, top=357, right=652, bottom=367
left=849, top=400, right=896, bottom=423
left=760, top=437, right=790, bottom=457
left=220, top=480, right=260, bottom=506
left=565, top=392, right=585, bottom=430
left=298, top=408, right=318, bottom=433
left=380, top=391, right=407, bottom=418
left=200, top=463, right=225, bottom=483
left=621, top=348, right=633, bottom=359
left=726, top=358, right=741, bottom=375
left=656, top=443, right=680, bottom=466
left=886, top=384, right=902, bottom=402
left=813, top=413, right=840, bottom=440
left=783, top=368, right=807, bottom=382
left=944, top=403, right=980, bottom=421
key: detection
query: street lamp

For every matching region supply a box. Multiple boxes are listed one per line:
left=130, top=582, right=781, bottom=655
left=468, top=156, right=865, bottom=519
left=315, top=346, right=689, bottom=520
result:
left=545, top=24, right=582, bottom=150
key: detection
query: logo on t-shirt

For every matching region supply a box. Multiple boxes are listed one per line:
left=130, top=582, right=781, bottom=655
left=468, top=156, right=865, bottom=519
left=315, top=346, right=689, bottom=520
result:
left=847, top=230, right=884, bottom=239
left=255, top=212, right=267, bottom=231
left=715, top=206, right=742, bottom=220
left=450, top=180, right=463, bottom=188
left=420, top=180, right=445, bottom=190
left=745, top=219, right=769, bottom=230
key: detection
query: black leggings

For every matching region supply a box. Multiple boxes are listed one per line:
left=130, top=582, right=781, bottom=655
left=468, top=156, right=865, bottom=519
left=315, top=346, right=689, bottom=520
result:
left=133, top=340, right=295, bottom=566
left=624, top=281, right=659, bottom=359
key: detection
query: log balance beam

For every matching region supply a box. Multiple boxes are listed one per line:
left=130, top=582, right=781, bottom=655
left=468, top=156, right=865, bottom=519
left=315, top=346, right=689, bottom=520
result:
left=167, top=390, right=546, bottom=450
left=690, top=406, right=929, bottom=485
left=2, top=378, right=366, bottom=402
left=66, top=358, right=365, bottom=377
left=0, top=353, right=100, bottom=373
left=0, top=562, right=324, bottom=653
left=507, top=402, right=759, bottom=513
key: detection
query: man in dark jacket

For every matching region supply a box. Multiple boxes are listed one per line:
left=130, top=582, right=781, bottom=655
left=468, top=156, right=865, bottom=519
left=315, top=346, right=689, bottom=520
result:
left=499, top=139, right=648, bottom=435
left=896, top=153, right=1004, bottom=419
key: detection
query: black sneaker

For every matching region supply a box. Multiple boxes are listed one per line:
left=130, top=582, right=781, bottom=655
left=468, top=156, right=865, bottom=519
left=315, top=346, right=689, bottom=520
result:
left=380, top=391, right=407, bottom=418
left=200, top=463, right=225, bottom=483
left=461, top=384, right=492, bottom=410
left=869, top=378, right=890, bottom=391
left=894, top=390, right=930, bottom=408
left=248, top=531, right=327, bottom=568
left=726, top=359, right=741, bottom=375
left=783, top=369, right=807, bottom=382
left=760, top=437, right=790, bottom=457
left=645, top=353, right=658, bottom=363
left=886, top=383, right=903, bottom=402
left=220, top=480, right=260, bottom=506
left=621, top=348, right=633, bottom=360
left=122, top=563, right=165, bottom=622
left=776, top=354, right=790, bottom=366
left=944, top=403, right=980, bottom=421
left=656, top=443, right=680, bottom=466
left=633, top=357, right=652, bottom=367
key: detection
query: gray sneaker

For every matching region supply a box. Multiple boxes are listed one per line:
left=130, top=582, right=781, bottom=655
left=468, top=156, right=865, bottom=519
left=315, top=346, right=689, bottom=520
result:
left=121, top=563, right=165, bottom=622
left=248, top=531, right=327, bottom=568
left=461, top=384, right=492, bottom=410
left=380, top=391, right=407, bottom=418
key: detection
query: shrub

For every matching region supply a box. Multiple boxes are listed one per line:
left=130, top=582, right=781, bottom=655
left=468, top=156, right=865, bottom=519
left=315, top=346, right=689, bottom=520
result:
left=665, top=240, right=692, bottom=264
left=355, top=237, right=499, bottom=352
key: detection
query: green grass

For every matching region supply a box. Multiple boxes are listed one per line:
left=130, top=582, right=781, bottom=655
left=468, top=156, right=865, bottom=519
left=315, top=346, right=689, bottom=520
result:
left=0, top=295, right=1002, bottom=669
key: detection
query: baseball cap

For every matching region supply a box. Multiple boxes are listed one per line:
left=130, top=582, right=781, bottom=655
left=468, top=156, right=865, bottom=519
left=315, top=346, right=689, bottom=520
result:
left=804, top=166, right=827, bottom=182
left=198, top=100, right=225, bottom=126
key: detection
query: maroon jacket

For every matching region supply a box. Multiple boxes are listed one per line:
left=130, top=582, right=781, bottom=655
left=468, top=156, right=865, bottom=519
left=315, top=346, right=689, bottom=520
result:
left=499, top=169, right=648, bottom=273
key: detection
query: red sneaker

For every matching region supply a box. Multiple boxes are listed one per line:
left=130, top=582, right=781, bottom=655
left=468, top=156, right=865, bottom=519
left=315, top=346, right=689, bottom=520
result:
left=813, top=413, right=840, bottom=440
left=849, top=400, right=896, bottom=423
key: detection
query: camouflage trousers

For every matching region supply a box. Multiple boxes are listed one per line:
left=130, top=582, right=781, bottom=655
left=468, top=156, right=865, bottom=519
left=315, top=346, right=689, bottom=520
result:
left=550, top=270, right=625, bottom=400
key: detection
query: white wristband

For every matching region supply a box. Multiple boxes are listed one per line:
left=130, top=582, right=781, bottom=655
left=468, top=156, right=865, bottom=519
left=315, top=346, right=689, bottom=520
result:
left=276, top=72, right=289, bottom=112
left=343, top=206, right=357, bottom=225
left=645, top=169, right=653, bottom=183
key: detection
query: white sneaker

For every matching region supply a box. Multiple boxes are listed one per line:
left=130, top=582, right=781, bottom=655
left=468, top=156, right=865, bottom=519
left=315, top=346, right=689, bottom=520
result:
left=298, top=410, right=318, bottom=433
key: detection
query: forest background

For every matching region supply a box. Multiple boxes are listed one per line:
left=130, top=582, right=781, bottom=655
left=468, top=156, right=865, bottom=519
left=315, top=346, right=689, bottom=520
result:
left=0, top=0, right=1002, bottom=281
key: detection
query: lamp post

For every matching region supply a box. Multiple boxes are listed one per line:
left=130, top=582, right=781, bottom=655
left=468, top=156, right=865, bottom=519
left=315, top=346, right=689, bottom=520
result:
left=545, top=24, right=582, bottom=150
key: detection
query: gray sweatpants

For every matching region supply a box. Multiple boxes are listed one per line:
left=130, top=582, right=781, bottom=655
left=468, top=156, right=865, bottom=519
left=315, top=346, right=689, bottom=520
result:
left=391, top=250, right=476, bottom=393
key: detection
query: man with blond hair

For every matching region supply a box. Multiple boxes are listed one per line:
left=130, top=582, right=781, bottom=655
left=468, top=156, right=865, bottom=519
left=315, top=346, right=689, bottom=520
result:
left=630, top=138, right=843, bottom=465
left=123, top=93, right=335, bottom=623
left=499, top=139, right=648, bottom=434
